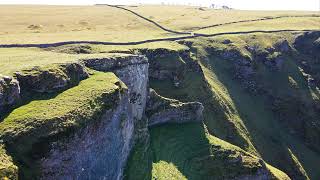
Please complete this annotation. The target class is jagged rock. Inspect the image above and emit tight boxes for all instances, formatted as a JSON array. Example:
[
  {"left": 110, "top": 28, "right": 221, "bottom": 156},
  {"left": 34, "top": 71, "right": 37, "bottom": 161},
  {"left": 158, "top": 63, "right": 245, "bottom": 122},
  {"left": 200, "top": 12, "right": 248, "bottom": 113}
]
[
  {"left": 40, "top": 87, "right": 133, "bottom": 180},
  {"left": 83, "top": 54, "right": 149, "bottom": 120},
  {"left": 135, "top": 48, "right": 187, "bottom": 85},
  {"left": 294, "top": 31, "right": 320, "bottom": 57},
  {"left": 222, "top": 39, "right": 232, "bottom": 44},
  {"left": 146, "top": 89, "right": 204, "bottom": 127},
  {"left": 274, "top": 40, "right": 291, "bottom": 53},
  {"left": 82, "top": 54, "right": 148, "bottom": 72},
  {"left": 15, "top": 62, "right": 89, "bottom": 93},
  {"left": 264, "top": 53, "right": 285, "bottom": 71},
  {"left": 0, "top": 75, "right": 20, "bottom": 113},
  {"left": 37, "top": 55, "right": 150, "bottom": 180}
]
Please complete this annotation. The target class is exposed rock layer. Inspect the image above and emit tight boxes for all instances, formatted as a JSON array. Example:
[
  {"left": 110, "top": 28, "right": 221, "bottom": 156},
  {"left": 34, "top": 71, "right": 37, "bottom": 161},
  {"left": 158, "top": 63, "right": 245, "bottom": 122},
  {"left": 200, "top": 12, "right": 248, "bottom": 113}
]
[
  {"left": 146, "top": 89, "right": 204, "bottom": 127},
  {"left": 15, "top": 62, "right": 89, "bottom": 93}
]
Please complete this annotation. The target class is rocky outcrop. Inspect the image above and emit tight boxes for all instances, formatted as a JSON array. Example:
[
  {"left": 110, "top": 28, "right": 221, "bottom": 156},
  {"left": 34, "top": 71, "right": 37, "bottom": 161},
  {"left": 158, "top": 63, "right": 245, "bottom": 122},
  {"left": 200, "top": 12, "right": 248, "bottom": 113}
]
[
  {"left": 264, "top": 53, "right": 286, "bottom": 71},
  {"left": 0, "top": 75, "right": 20, "bottom": 115},
  {"left": 294, "top": 31, "right": 320, "bottom": 57},
  {"left": 82, "top": 54, "right": 149, "bottom": 120},
  {"left": 137, "top": 48, "right": 187, "bottom": 87},
  {"left": 274, "top": 40, "right": 291, "bottom": 53},
  {"left": 40, "top": 88, "right": 133, "bottom": 180},
  {"left": 15, "top": 62, "right": 89, "bottom": 93},
  {"left": 294, "top": 31, "right": 320, "bottom": 87},
  {"left": 146, "top": 89, "right": 204, "bottom": 127},
  {"left": 36, "top": 55, "right": 149, "bottom": 180}
]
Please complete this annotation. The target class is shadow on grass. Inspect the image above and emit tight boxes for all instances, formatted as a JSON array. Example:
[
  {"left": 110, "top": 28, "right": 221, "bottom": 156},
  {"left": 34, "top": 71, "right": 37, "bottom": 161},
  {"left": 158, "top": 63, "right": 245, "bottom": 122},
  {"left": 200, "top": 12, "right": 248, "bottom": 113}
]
[
  {"left": 0, "top": 92, "right": 60, "bottom": 121},
  {"left": 205, "top": 52, "right": 320, "bottom": 179}
]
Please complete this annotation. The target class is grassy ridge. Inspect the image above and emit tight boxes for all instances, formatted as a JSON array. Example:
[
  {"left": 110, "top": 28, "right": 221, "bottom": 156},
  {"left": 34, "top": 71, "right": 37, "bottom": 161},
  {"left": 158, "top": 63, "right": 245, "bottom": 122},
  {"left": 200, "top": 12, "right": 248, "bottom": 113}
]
[
  {"left": 0, "top": 5, "right": 318, "bottom": 44},
  {"left": 128, "top": 32, "right": 320, "bottom": 179},
  {"left": 0, "top": 48, "right": 130, "bottom": 75},
  {"left": 0, "top": 72, "right": 123, "bottom": 178}
]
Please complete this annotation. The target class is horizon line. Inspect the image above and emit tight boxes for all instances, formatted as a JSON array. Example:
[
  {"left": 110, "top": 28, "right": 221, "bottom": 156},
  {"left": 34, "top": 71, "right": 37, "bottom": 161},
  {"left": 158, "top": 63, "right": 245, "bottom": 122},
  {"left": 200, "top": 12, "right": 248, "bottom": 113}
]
[{"left": 0, "top": 3, "right": 319, "bottom": 11}]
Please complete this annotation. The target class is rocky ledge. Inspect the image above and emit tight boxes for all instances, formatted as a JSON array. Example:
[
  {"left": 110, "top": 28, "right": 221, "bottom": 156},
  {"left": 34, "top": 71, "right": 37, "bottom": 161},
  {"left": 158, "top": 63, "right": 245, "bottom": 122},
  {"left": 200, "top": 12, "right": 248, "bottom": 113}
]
[{"left": 146, "top": 89, "right": 204, "bottom": 127}]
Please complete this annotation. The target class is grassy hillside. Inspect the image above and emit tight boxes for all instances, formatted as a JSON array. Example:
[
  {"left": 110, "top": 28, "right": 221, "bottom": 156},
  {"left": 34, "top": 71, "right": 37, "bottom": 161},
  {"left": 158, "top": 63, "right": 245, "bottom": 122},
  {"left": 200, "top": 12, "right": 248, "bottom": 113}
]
[
  {"left": 0, "top": 4, "right": 319, "bottom": 180},
  {"left": 0, "top": 5, "right": 318, "bottom": 44},
  {"left": 127, "top": 5, "right": 319, "bottom": 31},
  {"left": 125, "top": 123, "right": 290, "bottom": 180},
  {"left": 0, "top": 72, "right": 123, "bottom": 178},
  {"left": 139, "top": 32, "right": 320, "bottom": 179},
  {"left": 0, "top": 5, "right": 182, "bottom": 44}
]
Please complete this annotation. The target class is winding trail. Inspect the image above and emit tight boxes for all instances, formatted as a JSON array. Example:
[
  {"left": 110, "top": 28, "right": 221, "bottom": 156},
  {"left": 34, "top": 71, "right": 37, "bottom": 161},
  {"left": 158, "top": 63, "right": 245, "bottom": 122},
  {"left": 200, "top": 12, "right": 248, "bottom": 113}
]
[{"left": 0, "top": 29, "right": 316, "bottom": 48}]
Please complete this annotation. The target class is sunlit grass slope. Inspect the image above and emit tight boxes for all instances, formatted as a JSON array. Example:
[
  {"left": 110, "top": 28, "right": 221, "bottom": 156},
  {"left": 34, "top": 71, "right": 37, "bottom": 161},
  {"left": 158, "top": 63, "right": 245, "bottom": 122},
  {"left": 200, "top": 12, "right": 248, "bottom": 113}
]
[
  {"left": 138, "top": 32, "right": 320, "bottom": 179},
  {"left": 0, "top": 5, "right": 319, "bottom": 44},
  {"left": 125, "top": 123, "right": 289, "bottom": 180},
  {"left": 127, "top": 5, "right": 319, "bottom": 31},
  {"left": 0, "top": 5, "right": 181, "bottom": 44}
]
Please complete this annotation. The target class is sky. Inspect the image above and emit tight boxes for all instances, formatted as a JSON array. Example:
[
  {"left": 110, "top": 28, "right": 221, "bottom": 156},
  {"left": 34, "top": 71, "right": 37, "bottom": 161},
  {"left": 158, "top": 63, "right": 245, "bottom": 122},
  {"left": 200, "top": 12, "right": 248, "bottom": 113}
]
[{"left": 0, "top": 0, "right": 319, "bottom": 11}]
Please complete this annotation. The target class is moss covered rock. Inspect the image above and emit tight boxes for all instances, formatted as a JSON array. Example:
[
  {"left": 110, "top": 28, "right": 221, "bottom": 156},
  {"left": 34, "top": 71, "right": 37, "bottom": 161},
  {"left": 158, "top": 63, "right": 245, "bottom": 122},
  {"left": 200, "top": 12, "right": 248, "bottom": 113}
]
[
  {"left": 14, "top": 62, "right": 89, "bottom": 93},
  {"left": 0, "top": 72, "right": 124, "bottom": 178},
  {"left": 146, "top": 89, "right": 204, "bottom": 127}
]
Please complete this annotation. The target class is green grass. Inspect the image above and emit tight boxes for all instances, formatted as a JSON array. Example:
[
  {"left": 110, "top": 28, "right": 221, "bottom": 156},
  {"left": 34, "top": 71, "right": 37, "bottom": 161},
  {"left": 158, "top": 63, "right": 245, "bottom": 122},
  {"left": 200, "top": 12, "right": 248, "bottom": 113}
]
[
  {"left": 0, "top": 145, "right": 18, "bottom": 180},
  {"left": 125, "top": 123, "right": 289, "bottom": 180},
  {"left": 152, "top": 161, "right": 187, "bottom": 180},
  {"left": 0, "top": 71, "right": 121, "bottom": 142},
  {"left": 196, "top": 17, "right": 320, "bottom": 34},
  {"left": 0, "top": 5, "right": 318, "bottom": 44},
  {"left": 189, "top": 34, "right": 320, "bottom": 179},
  {"left": 0, "top": 71, "right": 123, "bottom": 178},
  {"left": 140, "top": 32, "right": 320, "bottom": 179},
  {"left": 0, "top": 48, "right": 130, "bottom": 75},
  {"left": 128, "top": 5, "right": 319, "bottom": 31},
  {"left": 0, "top": 5, "right": 180, "bottom": 44}
]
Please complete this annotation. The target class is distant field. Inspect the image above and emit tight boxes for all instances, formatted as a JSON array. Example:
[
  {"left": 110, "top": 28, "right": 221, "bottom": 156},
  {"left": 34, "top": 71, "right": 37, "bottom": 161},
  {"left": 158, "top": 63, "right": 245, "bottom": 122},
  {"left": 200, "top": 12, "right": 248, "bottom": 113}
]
[
  {"left": 128, "top": 5, "right": 320, "bottom": 31},
  {"left": 0, "top": 5, "right": 319, "bottom": 44},
  {"left": 0, "top": 5, "right": 181, "bottom": 44}
]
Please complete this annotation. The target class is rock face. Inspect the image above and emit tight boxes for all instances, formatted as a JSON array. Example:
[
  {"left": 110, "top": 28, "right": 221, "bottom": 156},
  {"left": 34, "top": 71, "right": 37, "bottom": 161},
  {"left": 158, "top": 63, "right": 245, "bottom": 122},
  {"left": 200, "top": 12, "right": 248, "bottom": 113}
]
[
  {"left": 0, "top": 75, "right": 20, "bottom": 114},
  {"left": 138, "top": 48, "right": 187, "bottom": 84},
  {"left": 146, "top": 89, "right": 204, "bottom": 127},
  {"left": 83, "top": 54, "right": 149, "bottom": 120},
  {"left": 294, "top": 31, "right": 320, "bottom": 57},
  {"left": 39, "top": 55, "right": 149, "bottom": 180},
  {"left": 15, "top": 62, "right": 89, "bottom": 93},
  {"left": 40, "top": 89, "right": 133, "bottom": 180}
]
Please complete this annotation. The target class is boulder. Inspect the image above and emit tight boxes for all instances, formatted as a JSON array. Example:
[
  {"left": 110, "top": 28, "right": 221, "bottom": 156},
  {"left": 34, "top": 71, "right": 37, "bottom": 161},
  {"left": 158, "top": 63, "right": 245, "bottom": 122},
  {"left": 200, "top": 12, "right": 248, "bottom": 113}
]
[{"left": 0, "top": 75, "right": 20, "bottom": 113}]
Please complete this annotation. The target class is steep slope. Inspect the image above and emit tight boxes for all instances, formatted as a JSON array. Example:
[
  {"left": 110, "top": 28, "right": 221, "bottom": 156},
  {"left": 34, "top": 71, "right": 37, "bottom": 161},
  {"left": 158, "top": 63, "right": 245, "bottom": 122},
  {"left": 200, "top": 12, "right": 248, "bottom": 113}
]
[{"left": 125, "top": 31, "right": 319, "bottom": 180}]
